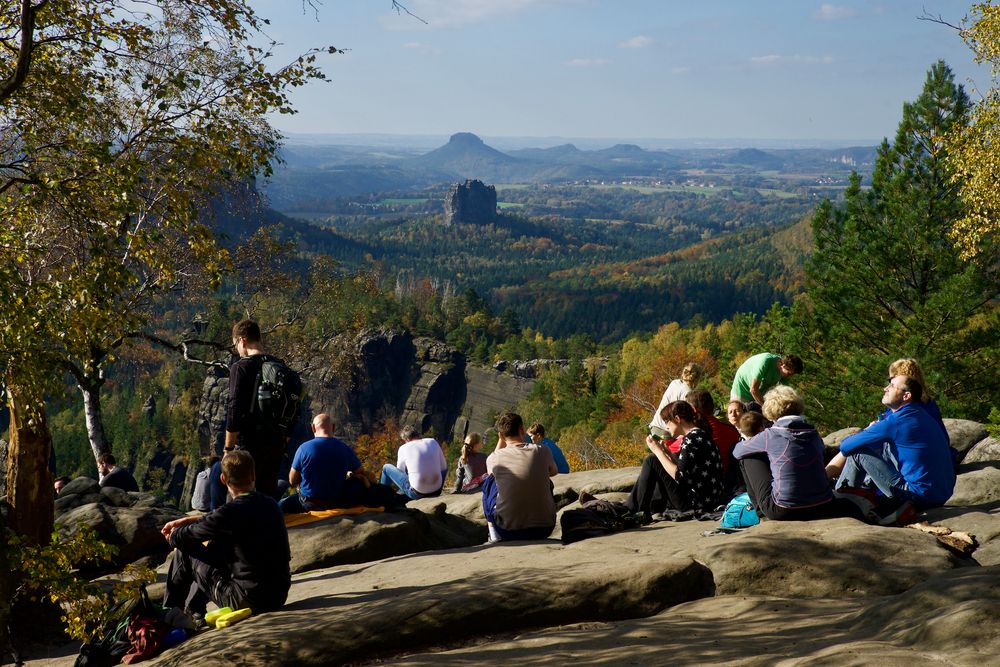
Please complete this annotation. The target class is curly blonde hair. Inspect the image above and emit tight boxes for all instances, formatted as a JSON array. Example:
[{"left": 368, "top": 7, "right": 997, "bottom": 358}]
[
  {"left": 762, "top": 385, "right": 804, "bottom": 422},
  {"left": 888, "top": 358, "right": 931, "bottom": 401}
]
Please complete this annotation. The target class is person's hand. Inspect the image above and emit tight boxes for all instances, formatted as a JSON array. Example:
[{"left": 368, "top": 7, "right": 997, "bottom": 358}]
[
  {"left": 161, "top": 516, "right": 197, "bottom": 541},
  {"left": 645, "top": 435, "right": 661, "bottom": 453}
]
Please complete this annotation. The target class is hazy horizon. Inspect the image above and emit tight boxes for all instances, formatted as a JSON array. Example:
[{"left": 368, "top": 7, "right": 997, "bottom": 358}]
[{"left": 253, "top": 1, "right": 984, "bottom": 143}]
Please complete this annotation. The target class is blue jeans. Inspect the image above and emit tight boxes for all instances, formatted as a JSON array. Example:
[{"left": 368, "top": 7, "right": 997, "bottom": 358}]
[
  {"left": 380, "top": 464, "right": 443, "bottom": 500},
  {"left": 837, "top": 442, "right": 911, "bottom": 501}
]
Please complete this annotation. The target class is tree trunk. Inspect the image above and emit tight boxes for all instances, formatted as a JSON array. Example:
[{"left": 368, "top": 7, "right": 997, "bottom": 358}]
[
  {"left": 79, "top": 380, "right": 110, "bottom": 462},
  {"left": 5, "top": 379, "right": 54, "bottom": 546}
]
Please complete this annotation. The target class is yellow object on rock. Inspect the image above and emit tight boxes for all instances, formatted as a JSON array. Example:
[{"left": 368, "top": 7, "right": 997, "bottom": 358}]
[
  {"left": 204, "top": 607, "right": 233, "bottom": 627},
  {"left": 215, "top": 607, "right": 252, "bottom": 628}
]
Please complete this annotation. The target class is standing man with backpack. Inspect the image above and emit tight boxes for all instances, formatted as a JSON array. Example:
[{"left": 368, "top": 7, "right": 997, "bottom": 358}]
[{"left": 225, "top": 319, "right": 301, "bottom": 500}]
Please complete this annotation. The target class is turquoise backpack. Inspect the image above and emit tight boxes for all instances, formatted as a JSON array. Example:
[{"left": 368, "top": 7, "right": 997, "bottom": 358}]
[{"left": 720, "top": 492, "right": 761, "bottom": 529}]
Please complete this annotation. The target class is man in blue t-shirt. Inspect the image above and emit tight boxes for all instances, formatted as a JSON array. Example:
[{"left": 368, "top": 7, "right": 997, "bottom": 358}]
[
  {"left": 834, "top": 375, "right": 954, "bottom": 518},
  {"left": 279, "top": 413, "right": 375, "bottom": 514}
]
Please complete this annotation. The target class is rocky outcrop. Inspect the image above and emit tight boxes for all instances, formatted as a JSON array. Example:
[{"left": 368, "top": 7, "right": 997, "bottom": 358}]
[
  {"left": 54, "top": 477, "right": 184, "bottom": 566},
  {"left": 443, "top": 179, "right": 497, "bottom": 225},
  {"left": 147, "top": 513, "right": 975, "bottom": 666},
  {"left": 195, "top": 331, "right": 538, "bottom": 460}
]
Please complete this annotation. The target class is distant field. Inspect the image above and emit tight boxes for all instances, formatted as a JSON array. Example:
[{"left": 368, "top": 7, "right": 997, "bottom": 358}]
[
  {"left": 497, "top": 202, "right": 524, "bottom": 209},
  {"left": 378, "top": 197, "right": 430, "bottom": 205}
]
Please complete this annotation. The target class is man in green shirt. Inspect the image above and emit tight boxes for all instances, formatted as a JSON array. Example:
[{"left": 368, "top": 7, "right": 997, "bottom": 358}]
[{"left": 730, "top": 353, "right": 803, "bottom": 405}]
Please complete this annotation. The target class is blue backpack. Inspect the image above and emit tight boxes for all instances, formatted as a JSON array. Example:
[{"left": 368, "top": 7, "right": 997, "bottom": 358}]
[{"left": 720, "top": 492, "right": 760, "bottom": 529}]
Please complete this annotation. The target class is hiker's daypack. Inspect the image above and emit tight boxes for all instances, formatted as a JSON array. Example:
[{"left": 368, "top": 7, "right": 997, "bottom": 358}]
[
  {"left": 560, "top": 498, "right": 642, "bottom": 544},
  {"left": 252, "top": 354, "right": 302, "bottom": 435},
  {"left": 74, "top": 584, "right": 162, "bottom": 667},
  {"left": 720, "top": 491, "right": 760, "bottom": 529},
  {"left": 191, "top": 467, "right": 211, "bottom": 511}
]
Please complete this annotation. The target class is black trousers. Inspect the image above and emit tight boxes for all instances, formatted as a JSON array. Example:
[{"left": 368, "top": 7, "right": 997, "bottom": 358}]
[
  {"left": 739, "top": 454, "right": 864, "bottom": 521},
  {"left": 164, "top": 539, "right": 248, "bottom": 615},
  {"left": 626, "top": 453, "right": 689, "bottom": 513}
]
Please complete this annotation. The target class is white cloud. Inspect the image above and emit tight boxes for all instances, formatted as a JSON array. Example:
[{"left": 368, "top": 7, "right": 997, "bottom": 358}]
[
  {"left": 381, "top": 0, "right": 587, "bottom": 30},
  {"left": 751, "top": 54, "right": 834, "bottom": 65},
  {"left": 619, "top": 35, "right": 654, "bottom": 49},
  {"left": 814, "top": 4, "right": 857, "bottom": 21},
  {"left": 401, "top": 41, "right": 442, "bottom": 55},
  {"left": 566, "top": 57, "right": 610, "bottom": 67}
]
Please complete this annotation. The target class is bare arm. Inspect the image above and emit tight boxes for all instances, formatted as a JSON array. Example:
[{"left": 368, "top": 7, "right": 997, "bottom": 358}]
[
  {"left": 224, "top": 430, "right": 238, "bottom": 450},
  {"left": 749, "top": 379, "right": 765, "bottom": 405},
  {"left": 288, "top": 467, "right": 301, "bottom": 487}
]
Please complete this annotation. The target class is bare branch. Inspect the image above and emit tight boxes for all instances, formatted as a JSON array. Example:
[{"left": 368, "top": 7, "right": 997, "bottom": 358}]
[
  {"left": 391, "top": 0, "right": 428, "bottom": 25},
  {"left": 916, "top": 9, "right": 962, "bottom": 31}
]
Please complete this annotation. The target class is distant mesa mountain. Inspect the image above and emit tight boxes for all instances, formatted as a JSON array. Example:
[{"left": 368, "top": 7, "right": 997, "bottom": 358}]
[{"left": 411, "top": 132, "right": 522, "bottom": 179}]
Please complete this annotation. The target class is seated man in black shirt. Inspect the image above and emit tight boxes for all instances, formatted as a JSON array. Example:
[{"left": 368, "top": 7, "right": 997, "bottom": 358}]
[
  {"left": 161, "top": 450, "right": 291, "bottom": 618},
  {"left": 97, "top": 453, "right": 139, "bottom": 492}
]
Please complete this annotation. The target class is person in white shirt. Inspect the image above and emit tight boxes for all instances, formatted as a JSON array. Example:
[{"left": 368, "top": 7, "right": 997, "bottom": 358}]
[
  {"left": 649, "top": 362, "right": 703, "bottom": 439},
  {"left": 380, "top": 425, "right": 448, "bottom": 499}
]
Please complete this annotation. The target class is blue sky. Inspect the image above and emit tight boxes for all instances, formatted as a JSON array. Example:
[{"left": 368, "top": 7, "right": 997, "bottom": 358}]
[{"left": 252, "top": 1, "right": 986, "bottom": 146}]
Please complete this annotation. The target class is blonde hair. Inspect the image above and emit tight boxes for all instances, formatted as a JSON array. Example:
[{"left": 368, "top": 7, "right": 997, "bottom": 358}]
[
  {"left": 461, "top": 432, "right": 483, "bottom": 464},
  {"left": 762, "top": 385, "right": 804, "bottom": 422},
  {"left": 680, "top": 362, "right": 704, "bottom": 386},
  {"left": 888, "top": 358, "right": 931, "bottom": 401}
]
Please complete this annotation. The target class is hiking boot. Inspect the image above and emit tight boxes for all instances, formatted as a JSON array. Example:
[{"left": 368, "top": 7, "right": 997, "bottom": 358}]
[
  {"left": 871, "top": 497, "right": 920, "bottom": 527},
  {"left": 630, "top": 511, "right": 652, "bottom": 526},
  {"left": 834, "top": 485, "right": 879, "bottom": 520}
]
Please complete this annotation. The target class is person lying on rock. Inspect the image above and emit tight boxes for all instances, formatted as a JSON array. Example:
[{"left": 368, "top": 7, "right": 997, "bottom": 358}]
[
  {"left": 280, "top": 413, "right": 380, "bottom": 513},
  {"left": 161, "top": 450, "right": 291, "bottom": 621},
  {"left": 733, "top": 386, "right": 863, "bottom": 522},
  {"left": 380, "top": 425, "right": 448, "bottom": 500},
  {"left": 482, "top": 411, "right": 558, "bottom": 542},
  {"left": 624, "top": 400, "right": 724, "bottom": 522},
  {"left": 826, "top": 375, "right": 954, "bottom": 523}
]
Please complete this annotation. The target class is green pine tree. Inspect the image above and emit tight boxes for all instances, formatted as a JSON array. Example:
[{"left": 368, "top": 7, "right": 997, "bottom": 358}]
[{"left": 801, "top": 60, "right": 999, "bottom": 425}]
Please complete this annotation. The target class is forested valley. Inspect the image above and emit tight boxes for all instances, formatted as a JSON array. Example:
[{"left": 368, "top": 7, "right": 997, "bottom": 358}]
[{"left": 38, "top": 61, "right": 1000, "bottom": 487}]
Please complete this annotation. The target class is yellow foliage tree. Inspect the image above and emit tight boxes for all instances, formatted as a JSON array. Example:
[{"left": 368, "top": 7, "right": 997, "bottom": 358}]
[{"left": 947, "top": 2, "right": 1000, "bottom": 257}]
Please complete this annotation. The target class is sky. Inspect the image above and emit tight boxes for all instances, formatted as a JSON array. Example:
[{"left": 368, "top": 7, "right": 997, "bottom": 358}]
[{"left": 250, "top": 1, "right": 988, "bottom": 147}]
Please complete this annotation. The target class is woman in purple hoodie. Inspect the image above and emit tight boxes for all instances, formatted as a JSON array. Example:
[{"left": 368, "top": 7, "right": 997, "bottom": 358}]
[{"left": 733, "top": 386, "right": 862, "bottom": 521}]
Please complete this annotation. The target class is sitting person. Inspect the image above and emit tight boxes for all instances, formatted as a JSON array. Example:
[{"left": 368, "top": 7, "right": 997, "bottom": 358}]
[
  {"left": 526, "top": 423, "right": 570, "bottom": 474},
  {"left": 483, "top": 412, "right": 557, "bottom": 542},
  {"left": 738, "top": 411, "right": 766, "bottom": 440},
  {"left": 649, "top": 362, "right": 704, "bottom": 440},
  {"left": 686, "top": 390, "right": 741, "bottom": 493},
  {"left": 625, "top": 401, "right": 725, "bottom": 520},
  {"left": 733, "top": 386, "right": 862, "bottom": 522},
  {"left": 726, "top": 399, "right": 747, "bottom": 434},
  {"left": 279, "top": 414, "right": 378, "bottom": 514},
  {"left": 453, "top": 432, "right": 488, "bottom": 493},
  {"left": 97, "top": 453, "right": 139, "bottom": 492},
  {"left": 380, "top": 426, "right": 448, "bottom": 500},
  {"left": 53, "top": 476, "right": 70, "bottom": 496},
  {"left": 829, "top": 375, "right": 954, "bottom": 518},
  {"left": 161, "top": 450, "right": 290, "bottom": 619}
]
